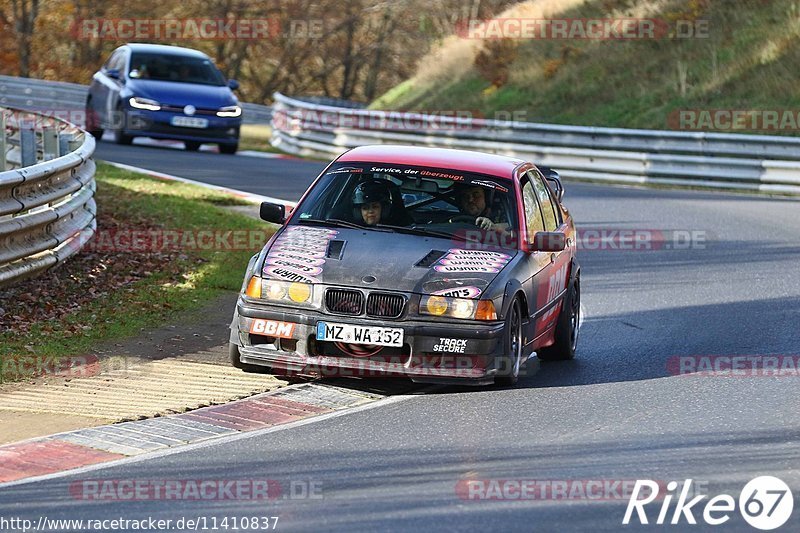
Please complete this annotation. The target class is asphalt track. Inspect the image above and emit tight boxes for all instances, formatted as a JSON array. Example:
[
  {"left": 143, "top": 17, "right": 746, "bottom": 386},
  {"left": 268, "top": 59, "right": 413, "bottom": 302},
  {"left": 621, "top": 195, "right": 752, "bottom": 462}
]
[{"left": 1, "top": 139, "right": 799, "bottom": 531}]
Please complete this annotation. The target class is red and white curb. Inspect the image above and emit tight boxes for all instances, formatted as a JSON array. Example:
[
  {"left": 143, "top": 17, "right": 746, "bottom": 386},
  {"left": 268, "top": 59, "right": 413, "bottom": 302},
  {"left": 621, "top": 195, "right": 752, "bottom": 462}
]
[{"left": 0, "top": 383, "right": 383, "bottom": 486}]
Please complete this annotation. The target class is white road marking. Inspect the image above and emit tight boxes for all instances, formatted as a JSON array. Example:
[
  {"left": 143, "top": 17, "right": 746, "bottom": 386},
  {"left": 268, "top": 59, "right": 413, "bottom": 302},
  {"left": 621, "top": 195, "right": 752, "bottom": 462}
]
[{"left": 103, "top": 161, "right": 297, "bottom": 208}]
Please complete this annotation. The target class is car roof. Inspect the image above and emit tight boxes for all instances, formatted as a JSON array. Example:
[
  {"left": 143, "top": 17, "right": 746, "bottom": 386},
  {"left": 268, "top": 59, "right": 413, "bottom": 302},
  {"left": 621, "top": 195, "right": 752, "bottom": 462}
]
[
  {"left": 337, "top": 145, "right": 525, "bottom": 179},
  {"left": 124, "top": 43, "right": 209, "bottom": 59}
]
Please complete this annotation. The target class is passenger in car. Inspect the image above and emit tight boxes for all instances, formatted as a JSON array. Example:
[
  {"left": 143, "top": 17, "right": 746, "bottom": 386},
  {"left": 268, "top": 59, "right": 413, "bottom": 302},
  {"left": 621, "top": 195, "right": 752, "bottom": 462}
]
[{"left": 453, "top": 184, "right": 509, "bottom": 232}]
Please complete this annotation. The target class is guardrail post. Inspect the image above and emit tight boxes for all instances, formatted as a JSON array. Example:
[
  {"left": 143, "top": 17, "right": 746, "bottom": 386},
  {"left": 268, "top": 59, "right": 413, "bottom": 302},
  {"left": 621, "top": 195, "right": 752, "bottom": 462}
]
[
  {"left": 20, "top": 126, "right": 36, "bottom": 167},
  {"left": 43, "top": 127, "right": 59, "bottom": 160},
  {"left": 0, "top": 112, "right": 6, "bottom": 171},
  {"left": 68, "top": 133, "right": 82, "bottom": 153},
  {"left": 58, "top": 131, "right": 71, "bottom": 157}
]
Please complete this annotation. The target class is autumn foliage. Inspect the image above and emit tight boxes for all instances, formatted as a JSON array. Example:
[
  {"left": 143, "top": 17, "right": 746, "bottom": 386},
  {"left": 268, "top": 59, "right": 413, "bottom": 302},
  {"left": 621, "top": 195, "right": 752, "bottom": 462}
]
[{"left": 0, "top": 0, "right": 517, "bottom": 104}]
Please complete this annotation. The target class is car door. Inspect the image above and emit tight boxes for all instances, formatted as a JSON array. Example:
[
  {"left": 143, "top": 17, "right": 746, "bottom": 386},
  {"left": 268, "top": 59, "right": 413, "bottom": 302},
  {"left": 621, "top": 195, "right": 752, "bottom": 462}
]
[
  {"left": 528, "top": 169, "right": 570, "bottom": 338},
  {"left": 100, "top": 49, "right": 127, "bottom": 127},
  {"left": 90, "top": 51, "right": 116, "bottom": 125},
  {"left": 517, "top": 171, "right": 555, "bottom": 345}
]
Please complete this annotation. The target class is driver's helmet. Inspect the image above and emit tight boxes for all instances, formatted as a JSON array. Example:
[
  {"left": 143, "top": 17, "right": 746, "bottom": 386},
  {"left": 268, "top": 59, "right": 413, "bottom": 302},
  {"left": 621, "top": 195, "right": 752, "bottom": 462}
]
[{"left": 352, "top": 180, "right": 391, "bottom": 207}]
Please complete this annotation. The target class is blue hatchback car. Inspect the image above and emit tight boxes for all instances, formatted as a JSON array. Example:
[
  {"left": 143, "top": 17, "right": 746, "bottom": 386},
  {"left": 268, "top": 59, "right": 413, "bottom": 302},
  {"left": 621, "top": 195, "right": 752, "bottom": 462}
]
[{"left": 86, "top": 43, "right": 242, "bottom": 154}]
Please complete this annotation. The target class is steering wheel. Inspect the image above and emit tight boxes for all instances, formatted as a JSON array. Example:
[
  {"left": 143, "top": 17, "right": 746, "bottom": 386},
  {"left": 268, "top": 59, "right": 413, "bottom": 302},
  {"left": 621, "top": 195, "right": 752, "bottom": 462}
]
[{"left": 449, "top": 215, "right": 478, "bottom": 225}]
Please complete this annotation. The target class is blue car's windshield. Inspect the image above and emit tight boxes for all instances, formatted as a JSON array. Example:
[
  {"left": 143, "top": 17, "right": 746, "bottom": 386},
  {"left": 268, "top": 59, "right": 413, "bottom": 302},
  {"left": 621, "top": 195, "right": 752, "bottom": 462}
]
[{"left": 128, "top": 53, "right": 226, "bottom": 86}]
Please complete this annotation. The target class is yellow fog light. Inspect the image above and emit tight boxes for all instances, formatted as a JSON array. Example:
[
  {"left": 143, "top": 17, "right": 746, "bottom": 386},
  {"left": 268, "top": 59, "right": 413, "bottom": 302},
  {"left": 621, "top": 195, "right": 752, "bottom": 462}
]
[
  {"left": 451, "top": 298, "right": 475, "bottom": 319},
  {"left": 245, "top": 276, "right": 262, "bottom": 298},
  {"left": 288, "top": 282, "right": 311, "bottom": 302},
  {"left": 426, "top": 296, "right": 448, "bottom": 316},
  {"left": 265, "top": 280, "right": 287, "bottom": 300}
]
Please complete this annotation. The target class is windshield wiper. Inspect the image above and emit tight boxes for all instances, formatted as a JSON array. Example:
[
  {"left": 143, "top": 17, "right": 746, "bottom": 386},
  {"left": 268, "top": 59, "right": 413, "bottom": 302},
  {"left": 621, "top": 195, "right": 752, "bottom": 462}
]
[
  {"left": 297, "top": 218, "right": 365, "bottom": 230},
  {"left": 373, "top": 224, "right": 468, "bottom": 242},
  {"left": 297, "top": 218, "right": 392, "bottom": 232}
]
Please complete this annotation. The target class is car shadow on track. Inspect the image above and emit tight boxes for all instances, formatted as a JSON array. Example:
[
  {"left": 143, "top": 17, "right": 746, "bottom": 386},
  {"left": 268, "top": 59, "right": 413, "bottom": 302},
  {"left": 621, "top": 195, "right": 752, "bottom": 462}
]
[{"left": 310, "top": 294, "right": 800, "bottom": 396}]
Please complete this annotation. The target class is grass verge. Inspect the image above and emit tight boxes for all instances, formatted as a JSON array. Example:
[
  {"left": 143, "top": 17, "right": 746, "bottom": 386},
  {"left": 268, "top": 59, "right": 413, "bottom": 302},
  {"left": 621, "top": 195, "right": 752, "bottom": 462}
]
[
  {"left": 0, "top": 162, "right": 275, "bottom": 382},
  {"left": 239, "top": 123, "right": 285, "bottom": 153},
  {"left": 371, "top": 0, "right": 800, "bottom": 136}
]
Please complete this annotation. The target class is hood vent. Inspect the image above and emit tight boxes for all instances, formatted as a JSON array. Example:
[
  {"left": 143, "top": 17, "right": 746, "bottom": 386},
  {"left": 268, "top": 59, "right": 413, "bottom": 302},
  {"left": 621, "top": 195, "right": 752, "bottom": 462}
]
[
  {"left": 415, "top": 250, "right": 447, "bottom": 268},
  {"left": 326, "top": 240, "right": 346, "bottom": 260}
]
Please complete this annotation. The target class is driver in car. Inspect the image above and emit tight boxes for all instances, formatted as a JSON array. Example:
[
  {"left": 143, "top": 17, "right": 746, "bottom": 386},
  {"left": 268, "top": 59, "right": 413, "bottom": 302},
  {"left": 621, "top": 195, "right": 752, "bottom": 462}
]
[
  {"left": 454, "top": 184, "right": 509, "bottom": 232},
  {"left": 352, "top": 181, "right": 390, "bottom": 226}
]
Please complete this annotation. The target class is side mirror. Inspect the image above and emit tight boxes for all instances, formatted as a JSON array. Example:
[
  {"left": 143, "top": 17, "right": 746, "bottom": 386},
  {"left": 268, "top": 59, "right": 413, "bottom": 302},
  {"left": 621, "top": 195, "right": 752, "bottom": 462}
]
[
  {"left": 228, "top": 79, "right": 240, "bottom": 90},
  {"left": 106, "top": 68, "right": 121, "bottom": 80},
  {"left": 539, "top": 166, "right": 564, "bottom": 202},
  {"left": 532, "top": 232, "right": 566, "bottom": 252},
  {"left": 260, "top": 202, "right": 285, "bottom": 224}
]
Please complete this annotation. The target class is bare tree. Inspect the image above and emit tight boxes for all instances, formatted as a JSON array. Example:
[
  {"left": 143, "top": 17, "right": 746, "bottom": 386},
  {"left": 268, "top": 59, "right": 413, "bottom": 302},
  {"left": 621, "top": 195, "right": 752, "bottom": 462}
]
[{"left": 10, "top": 0, "right": 40, "bottom": 76}]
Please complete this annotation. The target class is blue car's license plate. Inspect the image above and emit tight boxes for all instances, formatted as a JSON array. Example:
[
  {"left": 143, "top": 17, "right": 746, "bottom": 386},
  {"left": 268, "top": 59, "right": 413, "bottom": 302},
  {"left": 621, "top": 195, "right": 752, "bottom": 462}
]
[{"left": 171, "top": 116, "right": 208, "bottom": 128}]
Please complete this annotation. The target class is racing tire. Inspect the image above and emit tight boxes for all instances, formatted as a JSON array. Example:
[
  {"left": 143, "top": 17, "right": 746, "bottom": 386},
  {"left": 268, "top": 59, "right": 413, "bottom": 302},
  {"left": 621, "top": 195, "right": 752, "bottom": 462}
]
[
  {"left": 219, "top": 142, "right": 238, "bottom": 155},
  {"left": 85, "top": 98, "right": 104, "bottom": 139},
  {"left": 538, "top": 276, "right": 580, "bottom": 361},
  {"left": 229, "top": 343, "right": 268, "bottom": 373},
  {"left": 184, "top": 141, "right": 201, "bottom": 151},
  {"left": 496, "top": 298, "right": 524, "bottom": 386},
  {"left": 113, "top": 106, "right": 133, "bottom": 145}
]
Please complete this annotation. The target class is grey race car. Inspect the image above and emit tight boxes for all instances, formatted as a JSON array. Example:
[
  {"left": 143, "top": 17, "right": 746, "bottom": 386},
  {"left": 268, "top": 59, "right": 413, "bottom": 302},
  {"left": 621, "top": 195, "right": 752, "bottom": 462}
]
[{"left": 230, "top": 145, "right": 580, "bottom": 385}]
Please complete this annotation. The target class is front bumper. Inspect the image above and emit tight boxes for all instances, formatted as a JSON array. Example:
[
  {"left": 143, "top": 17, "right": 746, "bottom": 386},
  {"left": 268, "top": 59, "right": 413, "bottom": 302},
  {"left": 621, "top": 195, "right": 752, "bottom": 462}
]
[
  {"left": 232, "top": 298, "right": 506, "bottom": 385},
  {"left": 123, "top": 109, "right": 241, "bottom": 143}
]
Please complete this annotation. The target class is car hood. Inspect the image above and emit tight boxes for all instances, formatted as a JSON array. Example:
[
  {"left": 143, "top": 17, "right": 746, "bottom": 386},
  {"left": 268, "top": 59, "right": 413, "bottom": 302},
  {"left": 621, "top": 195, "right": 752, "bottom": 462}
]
[
  {"left": 126, "top": 79, "right": 236, "bottom": 108},
  {"left": 261, "top": 226, "right": 517, "bottom": 298}
]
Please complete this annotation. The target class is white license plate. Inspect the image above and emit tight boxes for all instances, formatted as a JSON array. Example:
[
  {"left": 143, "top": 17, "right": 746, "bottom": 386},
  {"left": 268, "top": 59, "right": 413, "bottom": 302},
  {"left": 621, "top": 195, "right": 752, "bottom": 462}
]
[
  {"left": 171, "top": 116, "right": 208, "bottom": 128},
  {"left": 316, "top": 322, "right": 404, "bottom": 347}
]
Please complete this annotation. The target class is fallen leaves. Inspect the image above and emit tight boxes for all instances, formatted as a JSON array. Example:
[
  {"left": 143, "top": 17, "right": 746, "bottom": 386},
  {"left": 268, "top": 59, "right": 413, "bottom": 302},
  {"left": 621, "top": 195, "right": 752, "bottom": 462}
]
[{"left": 0, "top": 207, "right": 185, "bottom": 338}]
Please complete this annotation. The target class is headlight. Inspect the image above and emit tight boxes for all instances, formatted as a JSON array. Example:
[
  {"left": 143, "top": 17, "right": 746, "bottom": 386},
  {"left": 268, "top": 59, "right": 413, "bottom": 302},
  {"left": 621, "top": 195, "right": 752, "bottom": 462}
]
[
  {"left": 129, "top": 97, "right": 161, "bottom": 111},
  {"left": 217, "top": 105, "right": 242, "bottom": 117},
  {"left": 250, "top": 278, "right": 312, "bottom": 304},
  {"left": 420, "top": 296, "right": 496, "bottom": 320}
]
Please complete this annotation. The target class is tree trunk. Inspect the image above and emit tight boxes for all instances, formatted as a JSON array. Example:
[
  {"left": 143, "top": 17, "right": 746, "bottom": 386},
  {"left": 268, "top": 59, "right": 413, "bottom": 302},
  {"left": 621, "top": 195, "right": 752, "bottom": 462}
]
[{"left": 11, "top": 0, "right": 39, "bottom": 77}]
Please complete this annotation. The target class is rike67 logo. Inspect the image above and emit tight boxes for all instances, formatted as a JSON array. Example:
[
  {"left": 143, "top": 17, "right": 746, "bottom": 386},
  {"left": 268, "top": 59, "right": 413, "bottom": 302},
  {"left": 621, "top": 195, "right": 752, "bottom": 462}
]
[{"left": 623, "top": 477, "right": 794, "bottom": 530}]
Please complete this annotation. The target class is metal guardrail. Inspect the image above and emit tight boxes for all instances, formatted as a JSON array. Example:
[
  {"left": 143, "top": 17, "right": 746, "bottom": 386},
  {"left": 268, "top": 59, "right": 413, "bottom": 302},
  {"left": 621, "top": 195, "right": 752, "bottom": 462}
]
[
  {"left": 0, "top": 107, "right": 97, "bottom": 287},
  {"left": 270, "top": 92, "right": 800, "bottom": 195},
  {"left": 0, "top": 75, "right": 273, "bottom": 125}
]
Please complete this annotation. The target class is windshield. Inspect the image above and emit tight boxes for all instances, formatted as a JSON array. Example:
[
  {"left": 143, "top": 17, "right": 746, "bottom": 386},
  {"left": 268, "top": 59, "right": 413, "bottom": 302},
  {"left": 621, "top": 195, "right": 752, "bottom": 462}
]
[
  {"left": 291, "top": 162, "right": 519, "bottom": 249},
  {"left": 128, "top": 53, "right": 226, "bottom": 86}
]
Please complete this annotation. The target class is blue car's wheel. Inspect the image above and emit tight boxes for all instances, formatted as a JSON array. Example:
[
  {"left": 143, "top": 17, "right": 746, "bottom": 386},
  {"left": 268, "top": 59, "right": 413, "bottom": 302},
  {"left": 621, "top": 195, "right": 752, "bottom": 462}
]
[{"left": 113, "top": 105, "right": 133, "bottom": 145}]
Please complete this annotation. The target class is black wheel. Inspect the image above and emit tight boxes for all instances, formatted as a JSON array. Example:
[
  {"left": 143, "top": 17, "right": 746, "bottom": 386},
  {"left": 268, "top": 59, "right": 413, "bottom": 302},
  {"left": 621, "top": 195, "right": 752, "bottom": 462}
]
[
  {"left": 538, "top": 276, "right": 580, "bottom": 361},
  {"left": 496, "top": 298, "right": 524, "bottom": 386},
  {"left": 184, "top": 141, "right": 201, "bottom": 151},
  {"left": 219, "top": 142, "right": 238, "bottom": 155},
  {"left": 113, "top": 106, "right": 133, "bottom": 145},
  {"left": 229, "top": 343, "right": 268, "bottom": 373},
  {"left": 85, "top": 99, "right": 104, "bottom": 139}
]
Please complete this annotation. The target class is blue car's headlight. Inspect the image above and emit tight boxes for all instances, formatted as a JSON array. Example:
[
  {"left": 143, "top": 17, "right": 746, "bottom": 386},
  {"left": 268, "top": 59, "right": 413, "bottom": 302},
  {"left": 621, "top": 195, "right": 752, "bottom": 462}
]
[
  {"left": 129, "top": 97, "right": 161, "bottom": 111},
  {"left": 217, "top": 105, "right": 242, "bottom": 118}
]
